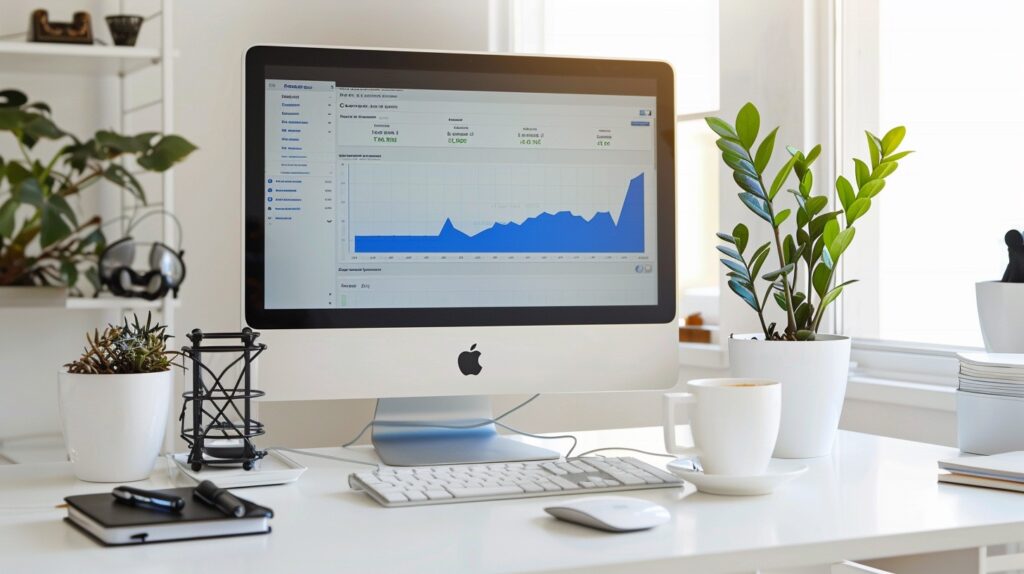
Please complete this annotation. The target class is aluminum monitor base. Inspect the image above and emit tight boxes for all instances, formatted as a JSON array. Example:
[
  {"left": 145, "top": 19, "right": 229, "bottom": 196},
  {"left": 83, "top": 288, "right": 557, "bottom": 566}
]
[{"left": 369, "top": 396, "right": 559, "bottom": 467}]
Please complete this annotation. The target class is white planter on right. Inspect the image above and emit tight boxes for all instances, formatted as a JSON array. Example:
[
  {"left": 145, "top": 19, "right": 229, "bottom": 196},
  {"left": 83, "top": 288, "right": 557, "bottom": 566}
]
[
  {"left": 976, "top": 281, "right": 1024, "bottom": 352},
  {"left": 729, "top": 334, "right": 852, "bottom": 459}
]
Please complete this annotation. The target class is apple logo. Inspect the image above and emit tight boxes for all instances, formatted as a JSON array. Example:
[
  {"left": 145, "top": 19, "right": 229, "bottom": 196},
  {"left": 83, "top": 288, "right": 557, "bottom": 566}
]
[{"left": 458, "top": 344, "right": 483, "bottom": 376}]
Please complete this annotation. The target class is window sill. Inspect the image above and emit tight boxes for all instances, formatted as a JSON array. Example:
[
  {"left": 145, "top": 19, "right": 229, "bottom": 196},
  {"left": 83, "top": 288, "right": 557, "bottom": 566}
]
[{"left": 846, "top": 376, "right": 956, "bottom": 413}]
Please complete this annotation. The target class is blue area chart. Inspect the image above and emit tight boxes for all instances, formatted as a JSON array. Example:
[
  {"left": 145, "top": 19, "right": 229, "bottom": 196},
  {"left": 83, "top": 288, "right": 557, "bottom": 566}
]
[{"left": 354, "top": 173, "right": 645, "bottom": 253}]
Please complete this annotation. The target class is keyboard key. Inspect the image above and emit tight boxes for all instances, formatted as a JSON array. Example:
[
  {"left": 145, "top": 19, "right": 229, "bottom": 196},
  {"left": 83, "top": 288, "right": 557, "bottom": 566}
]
[
  {"left": 541, "top": 463, "right": 567, "bottom": 475},
  {"left": 548, "top": 476, "right": 581, "bottom": 490},
  {"left": 424, "top": 490, "right": 453, "bottom": 500},
  {"left": 380, "top": 491, "right": 408, "bottom": 503},
  {"left": 518, "top": 482, "right": 544, "bottom": 493},
  {"left": 446, "top": 486, "right": 523, "bottom": 498},
  {"left": 404, "top": 491, "right": 428, "bottom": 502}
]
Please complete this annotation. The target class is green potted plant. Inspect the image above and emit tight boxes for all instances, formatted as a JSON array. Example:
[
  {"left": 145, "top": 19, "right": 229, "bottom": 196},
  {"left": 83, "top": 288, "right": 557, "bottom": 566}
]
[
  {"left": 708, "top": 102, "right": 910, "bottom": 458},
  {"left": 0, "top": 89, "right": 195, "bottom": 299},
  {"left": 59, "top": 313, "right": 178, "bottom": 482}
]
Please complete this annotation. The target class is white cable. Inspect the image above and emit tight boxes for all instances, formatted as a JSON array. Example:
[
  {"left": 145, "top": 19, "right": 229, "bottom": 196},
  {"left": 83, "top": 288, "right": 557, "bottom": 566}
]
[
  {"left": 270, "top": 447, "right": 380, "bottom": 468},
  {"left": 574, "top": 447, "right": 677, "bottom": 459}
]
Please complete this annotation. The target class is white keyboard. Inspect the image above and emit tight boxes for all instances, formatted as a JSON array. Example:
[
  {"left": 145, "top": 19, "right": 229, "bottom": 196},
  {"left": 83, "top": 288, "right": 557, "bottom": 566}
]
[{"left": 348, "top": 457, "right": 684, "bottom": 507}]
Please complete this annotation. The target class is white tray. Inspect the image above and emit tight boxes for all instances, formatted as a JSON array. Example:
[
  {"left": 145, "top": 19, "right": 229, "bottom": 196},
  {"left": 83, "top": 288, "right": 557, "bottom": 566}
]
[{"left": 169, "top": 448, "right": 306, "bottom": 488}]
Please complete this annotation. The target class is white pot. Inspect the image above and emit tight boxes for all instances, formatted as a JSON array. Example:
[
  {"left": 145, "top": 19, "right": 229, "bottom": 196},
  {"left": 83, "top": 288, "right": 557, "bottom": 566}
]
[
  {"left": 58, "top": 370, "right": 173, "bottom": 482},
  {"left": 976, "top": 281, "right": 1024, "bottom": 352},
  {"left": 728, "top": 334, "right": 851, "bottom": 458}
]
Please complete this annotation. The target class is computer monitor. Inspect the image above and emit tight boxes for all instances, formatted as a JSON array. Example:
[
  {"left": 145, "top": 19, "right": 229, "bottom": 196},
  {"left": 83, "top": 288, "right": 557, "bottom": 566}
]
[{"left": 243, "top": 45, "right": 677, "bottom": 465}]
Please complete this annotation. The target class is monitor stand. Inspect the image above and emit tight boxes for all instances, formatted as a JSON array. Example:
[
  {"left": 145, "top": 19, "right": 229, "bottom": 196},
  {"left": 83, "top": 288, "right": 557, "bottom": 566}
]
[{"left": 370, "top": 396, "right": 560, "bottom": 466}]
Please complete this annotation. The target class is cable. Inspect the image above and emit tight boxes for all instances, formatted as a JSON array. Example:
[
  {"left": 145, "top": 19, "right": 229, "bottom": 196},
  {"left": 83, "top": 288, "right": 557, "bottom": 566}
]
[
  {"left": 341, "top": 393, "right": 541, "bottom": 448},
  {"left": 574, "top": 447, "right": 677, "bottom": 459},
  {"left": 493, "top": 421, "right": 579, "bottom": 458},
  {"left": 271, "top": 447, "right": 380, "bottom": 468}
]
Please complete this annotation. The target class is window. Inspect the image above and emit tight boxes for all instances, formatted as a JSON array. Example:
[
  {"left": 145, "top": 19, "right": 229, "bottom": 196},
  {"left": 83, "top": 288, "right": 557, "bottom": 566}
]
[
  {"left": 840, "top": 0, "right": 1024, "bottom": 348},
  {"left": 503, "top": 0, "right": 722, "bottom": 305}
]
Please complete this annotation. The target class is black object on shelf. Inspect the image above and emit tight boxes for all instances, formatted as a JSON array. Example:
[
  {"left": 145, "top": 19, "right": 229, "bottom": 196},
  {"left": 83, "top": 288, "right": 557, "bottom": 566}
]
[
  {"left": 105, "top": 15, "right": 144, "bottom": 47},
  {"left": 179, "top": 328, "right": 267, "bottom": 472}
]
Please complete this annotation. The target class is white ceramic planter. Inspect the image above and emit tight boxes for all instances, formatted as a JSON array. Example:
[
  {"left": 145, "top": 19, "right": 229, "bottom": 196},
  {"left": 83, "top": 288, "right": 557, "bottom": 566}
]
[
  {"left": 729, "top": 334, "right": 851, "bottom": 458},
  {"left": 976, "top": 281, "right": 1024, "bottom": 352},
  {"left": 58, "top": 370, "right": 173, "bottom": 482}
]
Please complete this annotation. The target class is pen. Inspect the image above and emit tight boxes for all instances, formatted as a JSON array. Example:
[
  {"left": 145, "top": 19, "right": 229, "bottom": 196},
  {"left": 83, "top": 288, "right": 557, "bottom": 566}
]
[
  {"left": 112, "top": 486, "right": 186, "bottom": 512},
  {"left": 194, "top": 480, "right": 246, "bottom": 518}
]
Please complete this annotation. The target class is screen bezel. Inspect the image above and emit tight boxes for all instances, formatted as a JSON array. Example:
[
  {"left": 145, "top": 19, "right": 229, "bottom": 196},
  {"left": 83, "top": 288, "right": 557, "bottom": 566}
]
[{"left": 244, "top": 45, "right": 676, "bottom": 329}]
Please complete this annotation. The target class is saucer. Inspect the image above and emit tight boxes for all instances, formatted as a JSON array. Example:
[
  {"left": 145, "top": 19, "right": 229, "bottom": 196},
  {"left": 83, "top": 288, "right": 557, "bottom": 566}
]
[{"left": 666, "top": 458, "right": 808, "bottom": 496}]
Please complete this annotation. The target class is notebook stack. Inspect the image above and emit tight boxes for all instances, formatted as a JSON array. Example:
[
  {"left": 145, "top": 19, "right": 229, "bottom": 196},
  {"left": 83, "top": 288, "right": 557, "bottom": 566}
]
[
  {"left": 939, "top": 451, "right": 1024, "bottom": 493},
  {"left": 956, "top": 353, "right": 1024, "bottom": 455}
]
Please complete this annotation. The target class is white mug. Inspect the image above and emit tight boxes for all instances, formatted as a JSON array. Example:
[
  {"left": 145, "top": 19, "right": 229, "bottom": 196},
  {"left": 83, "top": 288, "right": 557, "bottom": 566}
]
[{"left": 663, "top": 378, "right": 781, "bottom": 476}]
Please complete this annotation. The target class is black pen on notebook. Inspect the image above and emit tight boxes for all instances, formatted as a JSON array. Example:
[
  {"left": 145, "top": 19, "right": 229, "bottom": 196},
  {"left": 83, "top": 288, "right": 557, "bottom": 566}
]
[
  {"left": 111, "top": 486, "right": 186, "bottom": 512},
  {"left": 194, "top": 480, "right": 246, "bottom": 518}
]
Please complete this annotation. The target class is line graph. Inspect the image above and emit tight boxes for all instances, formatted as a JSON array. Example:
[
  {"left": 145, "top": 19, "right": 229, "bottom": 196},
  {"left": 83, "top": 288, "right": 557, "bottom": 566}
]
[{"left": 355, "top": 173, "right": 644, "bottom": 253}]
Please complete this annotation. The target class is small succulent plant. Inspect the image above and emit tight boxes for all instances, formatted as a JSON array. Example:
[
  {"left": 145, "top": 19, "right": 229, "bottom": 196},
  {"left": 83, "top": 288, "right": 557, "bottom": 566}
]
[{"left": 65, "top": 312, "right": 176, "bottom": 374}]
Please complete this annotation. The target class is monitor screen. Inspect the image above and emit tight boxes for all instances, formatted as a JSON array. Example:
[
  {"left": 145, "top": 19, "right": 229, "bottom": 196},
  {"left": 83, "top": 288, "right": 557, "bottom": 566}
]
[{"left": 245, "top": 47, "right": 674, "bottom": 328}]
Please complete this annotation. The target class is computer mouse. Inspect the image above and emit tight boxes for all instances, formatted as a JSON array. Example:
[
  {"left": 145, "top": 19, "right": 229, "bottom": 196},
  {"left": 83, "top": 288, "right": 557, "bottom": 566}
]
[{"left": 544, "top": 496, "right": 670, "bottom": 532}]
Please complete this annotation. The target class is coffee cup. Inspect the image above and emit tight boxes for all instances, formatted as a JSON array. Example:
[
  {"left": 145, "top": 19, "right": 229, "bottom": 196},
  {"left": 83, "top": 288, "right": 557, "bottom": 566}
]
[{"left": 663, "top": 378, "right": 781, "bottom": 476}]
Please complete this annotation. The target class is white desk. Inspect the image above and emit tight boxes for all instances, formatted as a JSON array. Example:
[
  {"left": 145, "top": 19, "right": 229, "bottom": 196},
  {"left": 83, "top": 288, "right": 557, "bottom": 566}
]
[{"left": 1, "top": 428, "right": 1022, "bottom": 574}]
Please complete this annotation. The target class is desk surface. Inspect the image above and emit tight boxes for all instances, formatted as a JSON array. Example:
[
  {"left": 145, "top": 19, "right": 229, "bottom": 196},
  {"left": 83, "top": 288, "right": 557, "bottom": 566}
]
[{"left": 1, "top": 428, "right": 1022, "bottom": 574}]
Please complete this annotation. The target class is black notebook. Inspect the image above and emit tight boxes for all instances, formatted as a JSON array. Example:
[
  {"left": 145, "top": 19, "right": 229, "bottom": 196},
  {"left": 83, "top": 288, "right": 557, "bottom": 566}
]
[{"left": 64, "top": 487, "right": 273, "bottom": 546}]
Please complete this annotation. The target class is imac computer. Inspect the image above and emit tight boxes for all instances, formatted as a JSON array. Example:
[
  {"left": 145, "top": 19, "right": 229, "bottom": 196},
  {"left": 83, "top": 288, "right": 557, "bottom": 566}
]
[{"left": 243, "top": 45, "right": 677, "bottom": 466}]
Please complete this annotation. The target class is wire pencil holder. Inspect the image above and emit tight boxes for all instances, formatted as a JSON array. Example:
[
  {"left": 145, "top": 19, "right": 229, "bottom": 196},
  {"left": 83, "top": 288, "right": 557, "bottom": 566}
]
[{"left": 179, "top": 328, "right": 267, "bottom": 471}]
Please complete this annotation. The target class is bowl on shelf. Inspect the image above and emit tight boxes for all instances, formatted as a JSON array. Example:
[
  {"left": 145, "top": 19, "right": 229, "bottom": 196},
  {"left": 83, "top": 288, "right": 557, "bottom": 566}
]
[{"left": 105, "top": 15, "right": 144, "bottom": 47}]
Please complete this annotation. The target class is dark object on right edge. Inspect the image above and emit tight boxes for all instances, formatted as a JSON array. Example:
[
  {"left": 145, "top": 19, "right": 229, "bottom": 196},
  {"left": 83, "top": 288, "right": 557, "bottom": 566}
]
[
  {"left": 105, "top": 15, "right": 144, "bottom": 46},
  {"left": 1002, "top": 229, "right": 1024, "bottom": 283},
  {"left": 30, "top": 10, "right": 93, "bottom": 44}
]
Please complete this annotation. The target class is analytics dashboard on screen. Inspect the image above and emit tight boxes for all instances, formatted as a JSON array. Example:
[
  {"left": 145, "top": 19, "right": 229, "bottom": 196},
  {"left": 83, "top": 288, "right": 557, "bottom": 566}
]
[{"left": 263, "top": 78, "right": 659, "bottom": 310}]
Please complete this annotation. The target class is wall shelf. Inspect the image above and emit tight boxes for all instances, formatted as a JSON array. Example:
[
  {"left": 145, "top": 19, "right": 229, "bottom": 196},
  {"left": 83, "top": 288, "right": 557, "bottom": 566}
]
[{"left": 0, "top": 41, "right": 161, "bottom": 75}]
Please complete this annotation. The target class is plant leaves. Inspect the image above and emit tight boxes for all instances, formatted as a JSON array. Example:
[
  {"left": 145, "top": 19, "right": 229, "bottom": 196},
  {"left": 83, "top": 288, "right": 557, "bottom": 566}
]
[
  {"left": 762, "top": 263, "right": 795, "bottom": 281},
  {"left": 769, "top": 154, "right": 799, "bottom": 200},
  {"left": 716, "top": 231, "right": 735, "bottom": 244},
  {"left": 795, "top": 302, "right": 811, "bottom": 329},
  {"left": 804, "top": 144, "right": 821, "bottom": 166},
  {"left": 750, "top": 242, "right": 771, "bottom": 278},
  {"left": 720, "top": 258, "right": 749, "bottom": 279},
  {"left": 738, "top": 192, "right": 773, "bottom": 223},
  {"left": 774, "top": 208, "right": 791, "bottom": 228},
  {"left": 809, "top": 210, "right": 840, "bottom": 239},
  {"left": 846, "top": 198, "right": 871, "bottom": 225},
  {"left": 796, "top": 329, "right": 816, "bottom": 341},
  {"left": 717, "top": 137, "right": 750, "bottom": 160},
  {"left": 717, "top": 244, "right": 742, "bottom": 261},
  {"left": 822, "top": 244, "right": 834, "bottom": 269},
  {"left": 733, "top": 171, "right": 766, "bottom": 199},
  {"left": 857, "top": 179, "right": 884, "bottom": 200},
  {"left": 788, "top": 188, "right": 808, "bottom": 212},
  {"left": 136, "top": 135, "right": 198, "bottom": 172},
  {"left": 97, "top": 130, "right": 149, "bottom": 153},
  {"left": 881, "top": 126, "right": 906, "bottom": 156},
  {"left": 0, "top": 198, "right": 16, "bottom": 238},
  {"left": 836, "top": 175, "right": 855, "bottom": 210},
  {"left": 823, "top": 219, "right": 839, "bottom": 248},
  {"left": 866, "top": 131, "right": 881, "bottom": 169},
  {"left": 799, "top": 170, "right": 813, "bottom": 197},
  {"left": 854, "top": 159, "right": 870, "bottom": 188},
  {"left": 812, "top": 262, "right": 831, "bottom": 297},
  {"left": 754, "top": 127, "right": 778, "bottom": 174},
  {"left": 871, "top": 161, "right": 898, "bottom": 180},
  {"left": 830, "top": 227, "right": 856, "bottom": 259},
  {"left": 60, "top": 259, "right": 78, "bottom": 288},
  {"left": 13, "top": 177, "right": 43, "bottom": 207},
  {"left": 735, "top": 102, "right": 760, "bottom": 150},
  {"left": 48, "top": 193, "right": 77, "bottom": 227},
  {"left": 732, "top": 223, "right": 749, "bottom": 254},
  {"left": 103, "top": 164, "right": 146, "bottom": 202},
  {"left": 729, "top": 278, "right": 760, "bottom": 311},
  {"left": 806, "top": 195, "right": 828, "bottom": 217},
  {"left": 885, "top": 150, "right": 914, "bottom": 162},
  {"left": 0, "top": 90, "right": 28, "bottom": 108},
  {"left": 706, "top": 117, "right": 738, "bottom": 140},
  {"left": 40, "top": 201, "right": 72, "bottom": 247},
  {"left": 724, "top": 152, "right": 758, "bottom": 178},
  {"left": 818, "top": 285, "right": 846, "bottom": 313}
]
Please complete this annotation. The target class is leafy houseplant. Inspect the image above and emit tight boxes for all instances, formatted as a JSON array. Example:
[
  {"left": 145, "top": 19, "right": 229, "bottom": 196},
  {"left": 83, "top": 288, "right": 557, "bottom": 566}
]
[
  {"left": 0, "top": 89, "right": 196, "bottom": 293},
  {"left": 59, "top": 313, "right": 179, "bottom": 482},
  {"left": 707, "top": 102, "right": 911, "bottom": 458},
  {"left": 707, "top": 102, "right": 910, "bottom": 340}
]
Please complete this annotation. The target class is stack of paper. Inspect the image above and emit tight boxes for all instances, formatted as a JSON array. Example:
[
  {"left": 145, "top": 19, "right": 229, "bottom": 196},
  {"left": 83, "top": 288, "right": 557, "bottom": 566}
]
[
  {"left": 957, "top": 353, "right": 1024, "bottom": 398},
  {"left": 938, "top": 451, "right": 1024, "bottom": 493}
]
